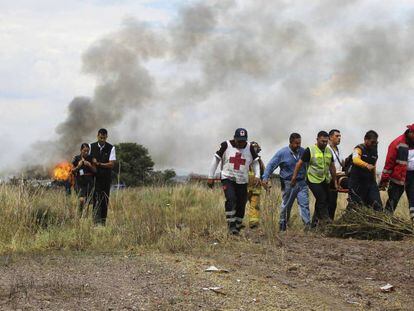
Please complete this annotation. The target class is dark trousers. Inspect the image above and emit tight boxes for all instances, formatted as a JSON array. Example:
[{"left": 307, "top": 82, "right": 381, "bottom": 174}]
[
  {"left": 328, "top": 179, "right": 338, "bottom": 220},
  {"left": 385, "top": 171, "right": 414, "bottom": 220},
  {"left": 348, "top": 177, "right": 382, "bottom": 211},
  {"left": 221, "top": 179, "right": 248, "bottom": 231},
  {"left": 328, "top": 184, "right": 338, "bottom": 221},
  {"left": 307, "top": 181, "right": 330, "bottom": 227},
  {"left": 93, "top": 178, "right": 111, "bottom": 225}
]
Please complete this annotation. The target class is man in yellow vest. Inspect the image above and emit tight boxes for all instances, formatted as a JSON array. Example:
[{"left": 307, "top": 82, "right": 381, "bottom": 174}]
[
  {"left": 291, "top": 131, "right": 337, "bottom": 227},
  {"left": 247, "top": 142, "right": 265, "bottom": 228}
]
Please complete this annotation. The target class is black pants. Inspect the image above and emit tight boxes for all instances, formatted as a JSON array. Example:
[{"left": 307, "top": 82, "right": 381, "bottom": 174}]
[
  {"left": 93, "top": 178, "right": 111, "bottom": 225},
  {"left": 221, "top": 179, "right": 248, "bottom": 231},
  {"left": 385, "top": 171, "right": 414, "bottom": 219},
  {"left": 348, "top": 177, "right": 382, "bottom": 211},
  {"left": 328, "top": 189, "right": 338, "bottom": 221},
  {"left": 307, "top": 181, "right": 330, "bottom": 227}
]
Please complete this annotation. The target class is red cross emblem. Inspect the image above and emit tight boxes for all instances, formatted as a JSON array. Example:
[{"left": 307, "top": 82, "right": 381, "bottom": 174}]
[{"left": 229, "top": 152, "right": 246, "bottom": 170}]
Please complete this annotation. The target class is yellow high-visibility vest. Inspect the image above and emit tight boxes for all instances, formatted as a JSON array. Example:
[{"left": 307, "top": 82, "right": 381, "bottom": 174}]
[{"left": 307, "top": 145, "right": 332, "bottom": 183}]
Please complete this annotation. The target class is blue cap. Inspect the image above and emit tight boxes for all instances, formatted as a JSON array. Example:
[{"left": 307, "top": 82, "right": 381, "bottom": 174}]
[{"left": 234, "top": 128, "right": 248, "bottom": 141}]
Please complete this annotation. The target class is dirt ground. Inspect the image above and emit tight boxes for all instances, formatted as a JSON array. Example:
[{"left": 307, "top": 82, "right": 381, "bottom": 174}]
[{"left": 1, "top": 231, "right": 413, "bottom": 311}]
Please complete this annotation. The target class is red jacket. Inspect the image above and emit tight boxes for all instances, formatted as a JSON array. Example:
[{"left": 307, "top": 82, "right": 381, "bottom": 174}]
[{"left": 380, "top": 133, "right": 413, "bottom": 186}]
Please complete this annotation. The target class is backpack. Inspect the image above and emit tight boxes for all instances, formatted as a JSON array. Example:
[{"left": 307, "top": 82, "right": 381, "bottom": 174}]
[{"left": 343, "top": 153, "right": 353, "bottom": 176}]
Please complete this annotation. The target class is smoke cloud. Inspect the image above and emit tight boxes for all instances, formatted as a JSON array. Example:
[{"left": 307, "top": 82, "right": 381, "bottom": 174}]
[{"left": 27, "top": 1, "right": 414, "bottom": 174}]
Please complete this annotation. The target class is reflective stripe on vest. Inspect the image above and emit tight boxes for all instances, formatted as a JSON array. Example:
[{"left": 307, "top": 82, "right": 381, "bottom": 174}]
[{"left": 307, "top": 145, "right": 332, "bottom": 183}]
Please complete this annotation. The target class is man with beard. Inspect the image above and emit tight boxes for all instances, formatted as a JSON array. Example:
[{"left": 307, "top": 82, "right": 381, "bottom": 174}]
[
  {"left": 348, "top": 130, "right": 382, "bottom": 211},
  {"left": 262, "top": 133, "right": 311, "bottom": 232},
  {"left": 379, "top": 124, "right": 414, "bottom": 221},
  {"left": 208, "top": 128, "right": 261, "bottom": 235},
  {"left": 291, "top": 131, "right": 337, "bottom": 228}
]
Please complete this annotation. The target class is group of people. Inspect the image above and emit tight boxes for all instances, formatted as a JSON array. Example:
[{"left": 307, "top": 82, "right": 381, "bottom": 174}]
[
  {"left": 208, "top": 125, "right": 414, "bottom": 235},
  {"left": 71, "top": 128, "right": 116, "bottom": 225}
]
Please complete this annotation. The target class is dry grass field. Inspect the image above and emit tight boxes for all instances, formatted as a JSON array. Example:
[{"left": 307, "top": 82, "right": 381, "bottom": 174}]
[{"left": 0, "top": 183, "right": 413, "bottom": 310}]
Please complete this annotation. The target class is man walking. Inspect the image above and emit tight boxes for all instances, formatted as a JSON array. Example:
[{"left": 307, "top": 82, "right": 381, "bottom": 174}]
[
  {"left": 291, "top": 131, "right": 337, "bottom": 227},
  {"left": 262, "top": 133, "right": 311, "bottom": 231},
  {"left": 348, "top": 130, "right": 382, "bottom": 211},
  {"left": 247, "top": 142, "right": 265, "bottom": 229},
  {"left": 327, "top": 129, "right": 345, "bottom": 220},
  {"left": 208, "top": 128, "right": 260, "bottom": 235},
  {"left": 90, "top": 128, "right": 116, "bottom": 225},
  {"left": 379, "top": 124, "right": 414, "bottom": 221}
]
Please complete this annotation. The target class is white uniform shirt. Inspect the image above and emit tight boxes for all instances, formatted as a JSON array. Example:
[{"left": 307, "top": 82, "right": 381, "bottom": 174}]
[
  {"left": 328, "top": 144, "right": 344, "bottom": 173},
  {"left": 220, "top": 141, "right": 256, "bottom": 184}
]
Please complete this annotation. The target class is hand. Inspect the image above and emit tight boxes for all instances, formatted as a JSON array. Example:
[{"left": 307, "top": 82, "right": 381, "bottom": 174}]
[
  {"left": 83, "top": 160, "right": 91, "bottom": 167},
  {"left": 262, "top": 179, "right": 271, "bottom": 190},
  {"left": 207, "top": 179, "right": 214, "bottom": 189},
  {"left": 378, "top": 180, "right": 388, "bottom": 191},
  {"left": 92, "top": 158, "right": 98, "bottom": 165},
  {"left": 290, "top": 177, "right": 297, "bottom": 187},
  {"left": 366, "top": 164, "right": 375, "bottom": 171},
  {"left": 254, "top": 177, "right": 261, "bottom": 187}
]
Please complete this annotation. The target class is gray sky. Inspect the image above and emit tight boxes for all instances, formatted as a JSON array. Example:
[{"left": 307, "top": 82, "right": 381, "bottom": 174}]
[{"left": 1, "top": 0, "right": 413, "bottom": 176}]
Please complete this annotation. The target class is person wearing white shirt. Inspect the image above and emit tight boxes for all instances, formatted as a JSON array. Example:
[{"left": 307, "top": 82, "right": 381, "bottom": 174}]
[{"left": 327, "top": 129, "right": 344, "bottom": 220}]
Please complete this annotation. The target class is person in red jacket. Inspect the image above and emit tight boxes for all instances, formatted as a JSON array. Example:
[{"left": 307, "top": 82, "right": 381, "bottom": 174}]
[{"left": 379, "top": 124, "right": 414, "bottom": 221}]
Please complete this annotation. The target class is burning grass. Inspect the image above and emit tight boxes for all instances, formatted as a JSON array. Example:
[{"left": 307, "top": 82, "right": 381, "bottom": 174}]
[{"left": 52, "top": 162, "right": 73, "bottom": 181}]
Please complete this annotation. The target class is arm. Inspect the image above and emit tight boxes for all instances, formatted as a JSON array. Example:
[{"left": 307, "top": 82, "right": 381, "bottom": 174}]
[
  {"left": 329, "top": 162, "right": 337, "bottom": 188},
  {"left": 208, "top": 156, "right": 220, "bottom": 179},
  {"left": 259, "top": 158, "right": 266, "bottom": 178},
  {"left": 352, "top": 147, "right": 374, "bottom": 170},
  {"left": 88, "top": 158, "right": 97, "bottom": 173},
  {"left": 291, "top": 159, "right": 304, "bottom": 187},
  {"left": 207, "top": 142, "right": 227, "bottom": 188},
  {"left": 71, "top": 156, "right": 81, "bottom": 173},
  {"left": 97, "top": 161, "right": 115, "bottom": 169},
  {"left": 262, "top": 152, "right": 281, "bottom": 182},
  {"left": 96, "top": 146, "right": 116, "bottom": 169},
  {"left": 207, "top": 155, "right": 220, "bottom": 188},
  {"left": 380, "top": 141, "right": 397, "bottom": 187}
]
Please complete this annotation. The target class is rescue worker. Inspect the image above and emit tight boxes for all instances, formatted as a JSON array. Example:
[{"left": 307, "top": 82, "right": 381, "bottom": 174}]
[
  {"left": 208, "top": 128, "right": 261, "bottom": 235},
  {"left": 327, "top": 129, "right": 345, "bottom": 220},
  {"left": 379, "top": 124, "right": 414, "bottom": 221},
  {"left": 348, "top": 130, "right": 382, "bottom": 211},
  {"left": 72, "top": 143, "right": 96, "bottom": 215},
  {"left": 291, "top": 131, "right": 337, "bottom": 227},
  {"left": 90, "top": 128, "right": 116, "bottom": 225},
  {"left": 247, "top": 142, "right": 265, "bottom": 229},
  {"left": 262, "top": 133, "right": 311, "bottom": 231}
]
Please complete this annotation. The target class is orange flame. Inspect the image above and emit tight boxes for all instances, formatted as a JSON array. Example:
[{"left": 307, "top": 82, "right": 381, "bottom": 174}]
[{"left": 53, "top": 162, "right": 73, "bottom": 181}]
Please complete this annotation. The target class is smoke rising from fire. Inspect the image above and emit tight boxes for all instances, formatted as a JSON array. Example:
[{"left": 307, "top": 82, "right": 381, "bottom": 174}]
[{"left": 40, "top": 1, "right": 414, "bottom": 172}]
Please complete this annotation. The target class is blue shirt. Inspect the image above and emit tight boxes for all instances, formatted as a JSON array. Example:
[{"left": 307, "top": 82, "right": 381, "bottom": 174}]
[{"left": 262, "top": 146, "right": 306, "bottom": 181}]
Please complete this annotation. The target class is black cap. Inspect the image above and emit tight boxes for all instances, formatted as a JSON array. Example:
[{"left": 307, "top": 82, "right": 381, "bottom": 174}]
[{"left": 234, "top": 128, "right": 248, "bottom": 141}]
